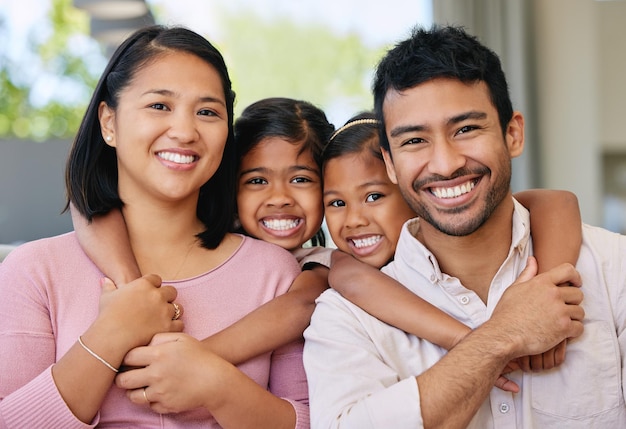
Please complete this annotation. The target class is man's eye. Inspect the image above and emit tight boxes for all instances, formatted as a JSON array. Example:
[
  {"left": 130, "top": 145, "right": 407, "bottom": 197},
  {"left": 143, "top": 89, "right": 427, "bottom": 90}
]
[
  {"left": 457, "top": 125, "right": 478, "bottom": 135},
  {"left": 366, "top": 193, "right": 383, "bottom": 202},
  {"left": 402, "top": 137, "right": 425, "bottom": 146}
]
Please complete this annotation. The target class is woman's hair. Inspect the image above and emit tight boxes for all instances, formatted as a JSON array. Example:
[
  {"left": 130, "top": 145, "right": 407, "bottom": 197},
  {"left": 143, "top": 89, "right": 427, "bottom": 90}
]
[
  {"left": 373, "top": 25, "right": 513, "bottom": 151},
  {"left": 234, "top": 97, "right": 335, "bottom": 246},
  {"left": 65, "top": 25, "right": 237, "bottom": 249},
  {"left": 323, "top": 111, "right": 382, "bottom": 168}
]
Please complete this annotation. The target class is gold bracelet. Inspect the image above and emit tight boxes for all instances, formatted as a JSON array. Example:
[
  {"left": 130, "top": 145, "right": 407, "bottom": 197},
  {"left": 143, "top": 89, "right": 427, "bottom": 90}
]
[{"left": 77, "top": 336, "right": 119, "bottom": 373}]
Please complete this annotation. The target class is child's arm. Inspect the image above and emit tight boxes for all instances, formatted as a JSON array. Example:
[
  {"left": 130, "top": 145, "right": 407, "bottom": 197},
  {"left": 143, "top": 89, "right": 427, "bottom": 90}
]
[
  {"left": 71, "top": 204, "right": 142, "bottom": 285},
  {"left": 329, "top": 251, "right": 471, "bottom": 351},
  {"left": 514, "top": 189, "right": 581, "bottom": 273},
  {"left": 514, "top": 189, "right": 582, "bottom": 371},
  {"left": 201, "top": 265, "right": 329, "bottom": 365}
]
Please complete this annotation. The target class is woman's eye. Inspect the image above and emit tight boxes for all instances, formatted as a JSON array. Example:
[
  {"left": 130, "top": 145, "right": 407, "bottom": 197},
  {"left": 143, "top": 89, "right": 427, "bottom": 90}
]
[
  {"left": 366, "top": 193, "right": 384, "bottom": 202},
  {"left": 198, "top": 109, "right": 217, "bottom": 116},
  {"left": 328, "top": 199, "right": 345, "bottom": 208},
  {"left": 150, "top": 103, "right": 168, "bottom": 111}
]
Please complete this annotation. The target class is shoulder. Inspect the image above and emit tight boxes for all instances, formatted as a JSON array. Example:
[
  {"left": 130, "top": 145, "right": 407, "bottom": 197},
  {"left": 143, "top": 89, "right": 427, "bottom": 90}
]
[
  {"left": 293, "top": 246, "right": 333, "bottom": 269},
  {"left": 234, "top": 235, "right": 300, "bottom": 271},
  {"left": 1, "top": 233, "right": 80, "bottom": 266}
]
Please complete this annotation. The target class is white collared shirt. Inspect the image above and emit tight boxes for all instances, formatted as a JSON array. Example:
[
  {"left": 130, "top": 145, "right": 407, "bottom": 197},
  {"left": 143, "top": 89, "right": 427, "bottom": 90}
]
[{"left": 304, "top": 199, "right": 626, "bottom": 428}]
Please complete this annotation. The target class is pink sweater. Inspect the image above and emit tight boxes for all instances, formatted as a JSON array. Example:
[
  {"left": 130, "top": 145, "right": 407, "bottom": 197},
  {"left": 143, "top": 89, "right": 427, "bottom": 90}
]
[{"left": 0, "top": 233, "right": 309, "bottom": 428}]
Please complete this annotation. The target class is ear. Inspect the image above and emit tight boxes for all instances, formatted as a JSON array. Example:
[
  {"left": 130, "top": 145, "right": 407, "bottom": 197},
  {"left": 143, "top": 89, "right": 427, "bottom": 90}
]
[
  {"left": 505, "top": 111, "right": 525, "bottom": 159},
  {"left": 99, "top": 101, "right": 116, "bottom": 147},
  {"left": 381, "top": 148, "right": 399, "bottom": 184}
]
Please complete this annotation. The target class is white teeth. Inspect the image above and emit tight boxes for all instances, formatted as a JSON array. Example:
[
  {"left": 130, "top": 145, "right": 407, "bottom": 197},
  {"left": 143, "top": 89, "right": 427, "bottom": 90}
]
[
  {"left": 157, "top": 152, "right": 195, "bottom": 164},
  {"left": 263, "top": 218, "right": 301, "bottom": 231},
  {"left": 431, "top": 180, "right": 475, "bottom": 199},
  {"left": 352, "top": 235, "right": 382, "bottom": 248}
]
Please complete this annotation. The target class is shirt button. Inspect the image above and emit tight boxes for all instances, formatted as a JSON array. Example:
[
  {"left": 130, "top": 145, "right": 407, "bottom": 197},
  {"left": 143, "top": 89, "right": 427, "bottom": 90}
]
[
  {"left": 499, "top": 403, "right": 510, "bottom": 413},
  {"left": 459, "top": 296, "right": 470, "bottom": 305}
]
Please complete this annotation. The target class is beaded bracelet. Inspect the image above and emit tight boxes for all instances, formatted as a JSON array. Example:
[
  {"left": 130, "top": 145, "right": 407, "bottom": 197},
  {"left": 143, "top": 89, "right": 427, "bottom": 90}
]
[{"left": 77, "top": 336, "right": 119, "bottom": 373}]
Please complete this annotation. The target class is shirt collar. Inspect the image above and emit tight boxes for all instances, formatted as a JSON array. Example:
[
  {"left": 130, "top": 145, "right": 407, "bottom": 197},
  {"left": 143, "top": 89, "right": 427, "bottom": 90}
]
[{"left": 392, "top": 198, "right": 532, "bottom": 285}]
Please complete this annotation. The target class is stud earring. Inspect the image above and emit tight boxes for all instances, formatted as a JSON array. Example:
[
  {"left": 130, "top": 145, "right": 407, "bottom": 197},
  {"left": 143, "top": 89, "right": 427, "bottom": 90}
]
[{"left": 106, "top": 136, "right": 112, "bottom": 142}]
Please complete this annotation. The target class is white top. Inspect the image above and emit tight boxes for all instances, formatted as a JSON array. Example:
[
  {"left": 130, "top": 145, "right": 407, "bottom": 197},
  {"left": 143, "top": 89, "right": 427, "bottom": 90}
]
[{"left": 304, "top": 199, "right": 626, "bottom": 428}]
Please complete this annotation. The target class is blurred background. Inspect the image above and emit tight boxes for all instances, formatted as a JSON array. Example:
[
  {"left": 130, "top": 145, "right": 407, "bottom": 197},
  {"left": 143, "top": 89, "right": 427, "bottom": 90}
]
[{"left": 0, "top": 0, "right": 625, "bottom": 248}]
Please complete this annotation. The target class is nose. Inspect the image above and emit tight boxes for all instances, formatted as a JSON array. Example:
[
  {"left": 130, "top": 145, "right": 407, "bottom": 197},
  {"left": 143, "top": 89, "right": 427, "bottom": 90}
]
[
  {"left": 167, "top": 110, "right": 199, "bottom": 143},
  {"left": 427, "top": 139, "right": 466, "bottom": 177},
  {"left": 266, "top": 182, "right": 295, "bottom": 208},
  {"left": 344, "top": 203, "right": 368, "bottom": 229}
]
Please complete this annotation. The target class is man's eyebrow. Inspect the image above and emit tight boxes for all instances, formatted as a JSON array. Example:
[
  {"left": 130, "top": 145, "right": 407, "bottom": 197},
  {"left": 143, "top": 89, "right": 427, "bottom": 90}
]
[
  {"left": 447, "top": 111, "right": 487, "bottom": 125},
  {"left": 389, "top": 124, "right": 427, "bottom": 138}
]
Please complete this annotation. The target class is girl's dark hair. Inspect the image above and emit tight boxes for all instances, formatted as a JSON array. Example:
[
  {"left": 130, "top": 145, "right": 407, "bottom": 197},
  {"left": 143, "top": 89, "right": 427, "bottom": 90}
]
[
  {"left": 234, "top": 97, "right": 334, "bottom": 247},
  {"left": 323, "top": 111, "right": 382, "bottom": 169},
  {"left": 65, "top": 25, "right": 237, "bottom": 249},
  {"left": 373, "top": 25, "right": 513, "bottom": 151}
]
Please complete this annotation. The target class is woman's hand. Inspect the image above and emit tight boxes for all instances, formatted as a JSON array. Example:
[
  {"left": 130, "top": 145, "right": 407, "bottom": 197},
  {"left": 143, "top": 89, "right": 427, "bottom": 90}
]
[{"left": 116, "top": 333, "right": 236, "bottom": 414}]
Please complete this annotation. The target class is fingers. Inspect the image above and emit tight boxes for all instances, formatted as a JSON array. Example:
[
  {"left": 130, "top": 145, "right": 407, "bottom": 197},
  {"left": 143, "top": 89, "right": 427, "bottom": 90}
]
[
  {"left": 494, "top": 375, "right": 519, "bottom": 393},
  {"left": 514, "top": 256, "right": 537, "bottom": 284},
  {"left": 553, "top": 340, "right": 567, "bottom": 366},
  {"left": 545, "top": 262, "right": 582, "bottom": 288}
]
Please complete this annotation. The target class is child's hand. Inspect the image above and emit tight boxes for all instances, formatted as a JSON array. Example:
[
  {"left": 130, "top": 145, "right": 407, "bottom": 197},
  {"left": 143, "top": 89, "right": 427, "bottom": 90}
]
[{"left": 515, "top": 340, "right": 567, "bottom": 372}]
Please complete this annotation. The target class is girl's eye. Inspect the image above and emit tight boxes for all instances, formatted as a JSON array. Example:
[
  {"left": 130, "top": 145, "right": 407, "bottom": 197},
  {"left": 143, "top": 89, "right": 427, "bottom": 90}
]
[
  {"left": 328, "top": 199, "right": 345, "bottom": 208},
  {"left": 292, "top": 176, "right": 312, "bottom": 184},
  {"left": 150, "top": 103, "right": 169, "bottom": 111},
  {"left": 247, "top": 178, "right": 267, "bottom": 185},
  {"left": 366, "top": 193, "right": 384, "bottom": 202}
]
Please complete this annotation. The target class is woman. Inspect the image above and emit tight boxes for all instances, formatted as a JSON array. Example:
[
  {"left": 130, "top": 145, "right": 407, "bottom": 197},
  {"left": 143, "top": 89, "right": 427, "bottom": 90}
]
[{"left": 0, "top": 26, "right": 307, "bottom": 428}]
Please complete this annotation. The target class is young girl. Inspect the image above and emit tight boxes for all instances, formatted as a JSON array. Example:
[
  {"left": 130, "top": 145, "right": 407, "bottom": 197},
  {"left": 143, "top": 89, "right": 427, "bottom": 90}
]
[
  {"left": 0, "top": 26, "right": 309, "bottom": 428},
  {"left": 322, "top": 112, "right": 582, "bottom": 375}
]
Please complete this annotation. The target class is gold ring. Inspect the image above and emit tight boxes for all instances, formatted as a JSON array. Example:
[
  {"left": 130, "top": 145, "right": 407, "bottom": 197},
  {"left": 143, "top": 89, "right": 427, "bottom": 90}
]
[
  {"left": 172, "top": 302, "right": 181, "bottom": 320},
  {"left": 143, "top": 387, "right": 149, "bottom": 404}
]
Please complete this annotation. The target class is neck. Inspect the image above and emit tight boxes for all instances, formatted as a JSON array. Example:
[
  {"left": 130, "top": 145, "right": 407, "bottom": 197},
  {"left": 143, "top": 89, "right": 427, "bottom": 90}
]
[
  {"left": 122, "top": 198, "right": 206, "bottom": 278},
  {"left": 417, "top": 196, "right": 515, "bottom": 303}
]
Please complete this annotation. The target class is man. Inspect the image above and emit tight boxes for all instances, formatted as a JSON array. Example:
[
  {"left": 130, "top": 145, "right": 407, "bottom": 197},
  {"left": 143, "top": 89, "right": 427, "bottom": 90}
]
[{"left": 304, "top": 25, "right": 626, "bottom": 428}]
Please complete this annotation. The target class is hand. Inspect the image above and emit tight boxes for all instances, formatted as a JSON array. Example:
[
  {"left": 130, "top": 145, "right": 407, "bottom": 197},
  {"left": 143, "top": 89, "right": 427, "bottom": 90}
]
[
  {"left": 96, "top": 275, "right": 184, "bottom": 350},
  {"left": 116, "top": 333, "right": 236, "bottom": 414},
  {"left": 515, "top": 339, "right": 567, "bottom": 372},
  {"left": 487, "top": 256, "right": 584, "bottom": 360}
]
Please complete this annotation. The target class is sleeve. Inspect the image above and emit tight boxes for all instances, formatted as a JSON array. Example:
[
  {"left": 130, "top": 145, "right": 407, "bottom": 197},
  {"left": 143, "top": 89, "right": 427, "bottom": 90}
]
[
  {"left": 270, "top": 339, "right": 310, "bottom": 429},
  {"left": 0, "top": 246, "right": 95, "bottom": 428},
  {"left": 303, "top": 290, "right": 423, "bottom": 429},
  {"left": 265, "top": 243, "right": 311, "bottom": 428},
  {"left": 614, "top": 234, "right": 626, "bottom": 402}
]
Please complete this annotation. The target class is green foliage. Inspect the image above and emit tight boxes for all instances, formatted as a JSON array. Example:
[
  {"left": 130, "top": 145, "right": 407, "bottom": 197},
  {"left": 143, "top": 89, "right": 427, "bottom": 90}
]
[
  {"left": 0, "top": 0, "right": 101, "bottom": 141},
  {"left": 215, "top": 10, "right": 386, "bottom": 120}
]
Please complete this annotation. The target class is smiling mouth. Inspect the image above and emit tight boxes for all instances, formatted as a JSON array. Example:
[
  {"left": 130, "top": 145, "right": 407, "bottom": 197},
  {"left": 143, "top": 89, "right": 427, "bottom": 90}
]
[
  {"left": 262, "top": 218, "right": 302, "bottom": 231},
  {"left": 430, "top": 179, "right": 477, "bottom": 199},
  {"left": 350, "top": 235, "right": 382, "bottom": 249},
  {"left": 157, "top": 151, "right": 197, "bottom": 164}
]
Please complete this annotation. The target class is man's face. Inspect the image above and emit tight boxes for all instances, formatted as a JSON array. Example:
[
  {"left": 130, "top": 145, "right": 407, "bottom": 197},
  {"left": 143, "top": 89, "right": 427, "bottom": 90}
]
[{"left": 381, "top": 77, "right": 524, "bottom": 236}]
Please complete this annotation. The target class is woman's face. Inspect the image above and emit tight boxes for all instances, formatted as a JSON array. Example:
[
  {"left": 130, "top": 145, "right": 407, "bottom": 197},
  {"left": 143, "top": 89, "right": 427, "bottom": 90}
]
[
  {"left": 323, "top": 150, "right": 416, "bottom": 268},
  {"left": 100, "top": 51, "right": 229, "bottom": 206},
  {"left": 237, "top": 137, "right": 323, "bottom": 251}
]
